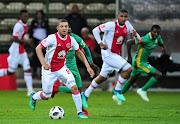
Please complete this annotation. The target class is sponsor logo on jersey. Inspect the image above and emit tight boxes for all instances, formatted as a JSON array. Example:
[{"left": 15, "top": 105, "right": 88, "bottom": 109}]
[
  {"left": 116, "top": 36, "right": 124, "bottom": 44},
  {"left": 148, "top": 64, "right": 152, "bottom": 69},
  {"left": 101, "top": 24, "right": 105, "bottom": 28},
  {"left": 57, "top": 50, "right": 66, "bottom": 59},
  {"left": 66, "top": 43, "right": 71, "bottom": 48},
  {"left": 41, "top": 39, "right": 47, "bottom": 44}
]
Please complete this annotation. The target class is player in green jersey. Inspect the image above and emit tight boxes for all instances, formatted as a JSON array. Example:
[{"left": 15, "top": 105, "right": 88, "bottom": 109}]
[
  {"left": 120, "top": 25, "right": 165, "bottom": 102},
  {"left": 51, "top": 28, "right": 100, "bottom": 115}
]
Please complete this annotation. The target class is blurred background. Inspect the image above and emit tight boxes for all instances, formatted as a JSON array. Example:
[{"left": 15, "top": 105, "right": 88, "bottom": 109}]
[{"left": 0, "top": 0, "right": 180, "bottom": 91}]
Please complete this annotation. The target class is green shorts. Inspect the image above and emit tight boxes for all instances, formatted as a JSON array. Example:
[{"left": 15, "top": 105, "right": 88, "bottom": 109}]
[
  {"left": 131, "top": 61, "right": 156, "bottom": 77},
  {"left": 67, "top": 65, "right": 82, "bottom": 88}
]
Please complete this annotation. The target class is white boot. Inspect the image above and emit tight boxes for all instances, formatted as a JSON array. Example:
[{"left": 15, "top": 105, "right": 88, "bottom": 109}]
[
  {"left": 112, "top": 95, "right": 122, "bottom": 105},
  {"left": 137, "top": 88, "right": 149, "bottom": 102}
]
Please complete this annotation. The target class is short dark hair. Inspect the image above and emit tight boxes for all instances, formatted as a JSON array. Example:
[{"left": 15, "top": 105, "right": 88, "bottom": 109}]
[
  {"left": 58, "top": 19, "right": 69, "bottom": 26},
  {"left": 20, "top": 9, "right": 28, "bottom": 15},
  {"left": 118, "top": 9, "right": 128, "bottom": 14},
  {"left": 151, "top": 25, "right": 161, "bottom": 31}
]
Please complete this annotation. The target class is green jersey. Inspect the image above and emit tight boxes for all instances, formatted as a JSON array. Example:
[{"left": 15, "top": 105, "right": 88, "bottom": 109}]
[
  {"left": 65, "top": 33, "right": 86, "bottom": 66},
  {"left": 134, "top": 32, "right": 163, "bottom": 63}
]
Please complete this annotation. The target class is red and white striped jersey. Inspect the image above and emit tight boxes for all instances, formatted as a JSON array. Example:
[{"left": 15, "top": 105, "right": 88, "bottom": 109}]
[
  {"left": 40, "top": 32, "right": 80, "bottom": 72},
  {"left": 9, "top": 20, "right": 28, "bottom": 54},
  {"left": 93, "top": 20, "right": 140, "bottom": 57}
]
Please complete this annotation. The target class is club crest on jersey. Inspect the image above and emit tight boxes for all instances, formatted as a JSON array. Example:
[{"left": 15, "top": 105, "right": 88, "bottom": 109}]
[
  {"left": 123, "top": 28, "right": 128, "bottom": 34},
  {"left": 66, "top": 43, "right": 71, "bottom": 48},
  {"left": 57, "top": 50, "right": 66, "bottom": 59}
]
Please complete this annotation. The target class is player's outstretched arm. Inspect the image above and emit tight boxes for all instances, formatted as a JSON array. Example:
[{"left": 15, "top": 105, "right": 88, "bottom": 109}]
[
  {"left": 127, "top": 39, "right": 135, "bottom": 63},
  {"left": 36, "top": 44, "right": 50, "bottom": 70},
  {"left": 76, "top": 50, "right": 95, "bottom": 78}
]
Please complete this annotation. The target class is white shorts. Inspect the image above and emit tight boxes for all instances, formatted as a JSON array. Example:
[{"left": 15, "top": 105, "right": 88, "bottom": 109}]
[
  {"left": 7, "top": 52, "right": 31, "bottom": 73},
  {"left": 42, "top": 65, "right": 76, "bottom": 94},
  {"left": 100, "top": 53, "right": 131, "bottom": 78}
]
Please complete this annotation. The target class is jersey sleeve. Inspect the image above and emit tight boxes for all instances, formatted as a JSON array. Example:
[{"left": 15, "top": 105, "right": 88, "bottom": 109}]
[
  {"left": 126, "top": 21, "right": 141, "bottom": 41},
  {"left": 70, "top": 33, "right": 86, "bottom": 48},
  {"left": 98, "top": 22, "right": 114, "bottom": 32},
  {"left": 135, "top": 35, "right": 148, "bottom": 45},
  {"left": 40, "top": 34, "right": 54, "bottom": 48},
  {"left": 158, "top": 35, "right": 163, "bottom": 44},
  {"left": 71, "top": 37, "right": 80, "bottom": 51},
  {"left": 12, "top": 23, "right": 22, "bottom": 38}
]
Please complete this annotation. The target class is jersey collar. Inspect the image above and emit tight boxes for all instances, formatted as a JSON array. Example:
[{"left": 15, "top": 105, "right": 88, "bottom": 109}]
[
  {"left": 116, "top": 20, "right": 125, "bottom": 28},
  {"left": 149, "top": 32, "right": 153, "bottom": 39},
  {"left": 19, "top": 20, "right": 27, "bottom": 26},
  {"left": 57, "top": 32, "right": 67, "bottom": 40}
]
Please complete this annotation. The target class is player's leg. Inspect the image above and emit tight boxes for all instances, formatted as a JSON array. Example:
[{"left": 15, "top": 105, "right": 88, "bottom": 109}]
[
  {"left": 0, "top": 54, "right": 18, "bottom": 76},
  {"left": 29, "top": 68, "right": 58, "bottom": 110},
  {"left": 21, "top": 52, "right": 34, "bottom": 96},
  {"left": 104, "top": 55, "right": 132, "bottom": 101},
  {"left": 82, "top": 62, "right": 111, "bottom": 108},
  {"left": 137, "top": 64, "right": 161, "bottom": 101},
  {"left": 60, "top": 66, "right": 87, "bottom": 118}
]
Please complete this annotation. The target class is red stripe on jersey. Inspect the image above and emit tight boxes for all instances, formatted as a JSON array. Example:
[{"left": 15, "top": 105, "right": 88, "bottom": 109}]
[
  {"left": 98, "top": 26, "right": 102, "bottom": 32},
  {"left": 75, "top": 47, "right": 80, "bottom": 52},
  {"left": 111, "top": 21, "right": 128, "bottom": 55},
  {"left": 51, "top": 33, "right": 71, "bottom": 72},
  {"left": 40, "top": 43, "right": 45, "bottom": 48}
]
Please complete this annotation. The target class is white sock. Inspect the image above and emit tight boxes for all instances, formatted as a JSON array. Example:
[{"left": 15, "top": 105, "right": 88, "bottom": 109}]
[
  {"left": 84, "top": 80, "right": 98, "bottom": 97},
  {"left": 72, "top": 91, "right": 82, "bottom": 114},
  {"left": 114, "top": 76, "right": 127, "bottom": 91},
  {"left": 24, "top": 72, "right": 33, "bottom": 91},
  {"left": 0, "top": 69, "right": 7, "bottom": 77},
  {"left": 32, "top": 91, "right": 43, "bottom": 100}
]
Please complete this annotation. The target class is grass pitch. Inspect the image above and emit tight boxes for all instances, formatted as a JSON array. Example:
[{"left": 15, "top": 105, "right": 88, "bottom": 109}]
[{"left": 0, "top": 90, "right": 180, "bottom": 124}]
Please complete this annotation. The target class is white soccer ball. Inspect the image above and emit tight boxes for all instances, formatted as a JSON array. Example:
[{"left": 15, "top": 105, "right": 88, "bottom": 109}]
[{"left": 49, "top": 106, "right": 65, "bottom": 119}]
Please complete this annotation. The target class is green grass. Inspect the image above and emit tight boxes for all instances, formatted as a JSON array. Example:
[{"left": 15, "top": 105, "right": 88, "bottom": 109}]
[{"left": 0, "top": 91, "right": 180, "bottom": 124}]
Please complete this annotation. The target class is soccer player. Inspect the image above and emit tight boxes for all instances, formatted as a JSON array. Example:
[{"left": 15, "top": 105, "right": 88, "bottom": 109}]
[
  {"left": 51, "top": 28, "right": 100, "bottom": 116},
  {"left": 121, "top": 25, "right": 165, "bottom": 102},
  {"left": 81, "top": 9, "right": 140, "bottom": 108},
  {"left": 29, "top": 19, "right": 95, "bottom": 119},
  {"left": 0, "top": 9, "right": 34, "bottom": 96}
]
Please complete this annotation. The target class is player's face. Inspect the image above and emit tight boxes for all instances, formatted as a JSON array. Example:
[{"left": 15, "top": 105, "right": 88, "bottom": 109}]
[
  {"left": 151, "top": 28, "right": 161, "bottom": 39},
  {"left": 117, "top": 12, "right": 128, "bottom": 25},
  {"left": 20, "top": 12, "right": 29, "bottom": 24},
  {"left": 57, "top": 22, "right": 69, "bottom": 38}
]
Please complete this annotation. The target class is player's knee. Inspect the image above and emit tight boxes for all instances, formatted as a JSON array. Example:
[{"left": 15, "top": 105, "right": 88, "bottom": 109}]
[
  {"left": 154, "top": 71, "right": 162, "bottom": 80},
  {"left": 70, "top": 85, "right": 78, "bottom": 93}
]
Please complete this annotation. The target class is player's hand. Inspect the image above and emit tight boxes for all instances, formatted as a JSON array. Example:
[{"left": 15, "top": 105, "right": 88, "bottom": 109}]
[
  {"left": 87, "top": 66, "right": 95, "bottom": 78},
  {"left": 42, "top": 64, "right": 50, "bottom": 70},
  {"left": 131, "top": 30, "right": 137, "bottom": 37},
  {"left": 89, "top": 61, "right": 100, "bottom": 75},
  {"left": 160, "top": 47, "right": 166, "bottom": 54},
  {"left": 127, "top": 57, "right": 132, "bottom": 64},
  {"left": 99, "top": 42, "right": 108, "bottom": 50}
]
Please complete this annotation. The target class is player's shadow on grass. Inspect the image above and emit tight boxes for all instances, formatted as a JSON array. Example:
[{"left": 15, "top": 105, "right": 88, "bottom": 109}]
[{"left": 103, "top": 115, "right": 159, "bottom": 119}]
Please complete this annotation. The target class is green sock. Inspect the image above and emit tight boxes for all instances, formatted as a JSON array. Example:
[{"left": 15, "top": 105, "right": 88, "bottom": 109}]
[
  {"left": 58, "top": 86, "right": 71, "bottom": 93},
  {"left": 142, "top": 76, "right": 158, "bottom": 91},
  {"left": 121, "top": 81, "right": 131, "bottom": 94}
]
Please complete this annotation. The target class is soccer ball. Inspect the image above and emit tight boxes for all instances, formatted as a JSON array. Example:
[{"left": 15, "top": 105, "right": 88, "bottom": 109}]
[{"left": 49, "top": 106, "right": 65, "bottom": 119}]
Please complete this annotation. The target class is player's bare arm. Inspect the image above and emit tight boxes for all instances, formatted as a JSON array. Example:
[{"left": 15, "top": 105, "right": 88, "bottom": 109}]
[
  {"left": 99, "top": 42, "right": 108, "bottom": 50},
  {"left": 36, "top": 44, "right": 50, "bottom": 70},
  {"left": 12, "top": 37, "right": 33, "bottom": 46},
  {"left": 159, "top": 43, "right": 166, "bottom": 54},
  {"left": 127, "top": 39, "right": 135, "bottom": 63},
  {"left": 76, "top": 50, "right": 95, "bottom": 78}
]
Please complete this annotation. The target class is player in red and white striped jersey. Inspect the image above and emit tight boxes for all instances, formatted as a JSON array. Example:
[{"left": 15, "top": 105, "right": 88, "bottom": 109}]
[
  {"left": 29, "top": 19, "right": 94, "bottom": 118},
  {"left": 0, "top": 10, "right": 34, "bottom": 96},
  {"left": 82, "top": 9, "right": 141, "bottom": 107}
]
